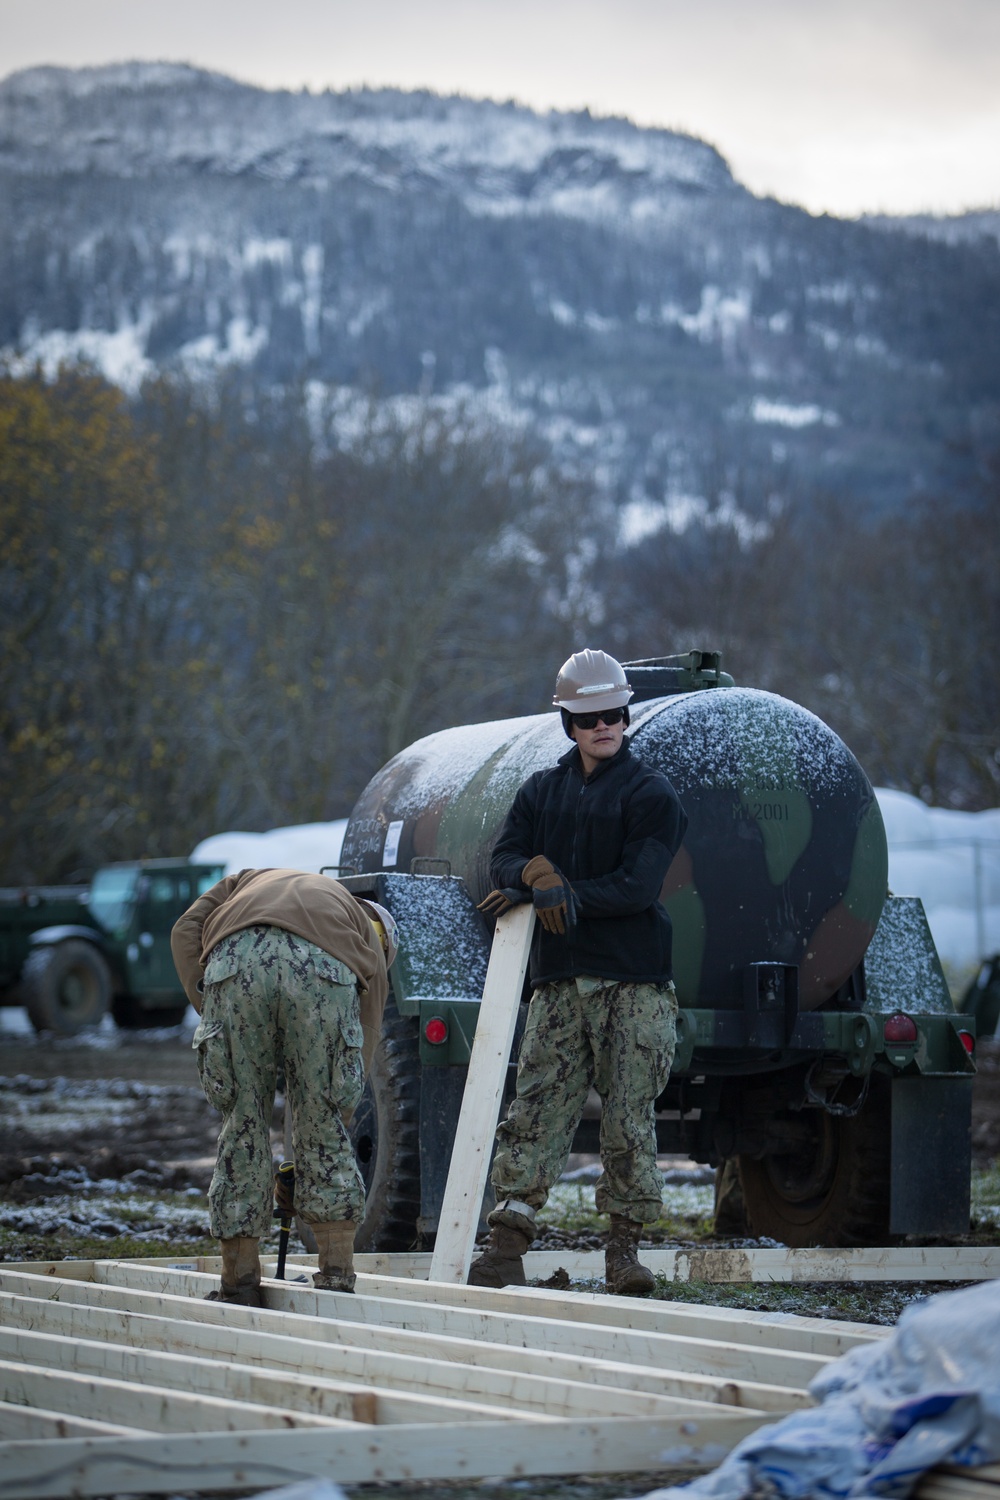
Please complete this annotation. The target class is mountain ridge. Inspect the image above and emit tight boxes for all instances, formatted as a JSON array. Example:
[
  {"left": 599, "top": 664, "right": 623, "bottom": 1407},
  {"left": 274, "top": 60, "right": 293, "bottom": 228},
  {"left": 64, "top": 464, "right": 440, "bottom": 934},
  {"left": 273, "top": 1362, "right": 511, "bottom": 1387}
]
[{"left": 1, "top": 62, "right": 998, "bottom": 520}]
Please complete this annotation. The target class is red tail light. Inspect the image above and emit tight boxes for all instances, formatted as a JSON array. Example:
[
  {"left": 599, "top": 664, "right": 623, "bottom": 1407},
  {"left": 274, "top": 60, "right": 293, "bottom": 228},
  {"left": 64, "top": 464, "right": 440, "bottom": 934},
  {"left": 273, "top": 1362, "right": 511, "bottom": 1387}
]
[
  {"left": 958, "top": 1030, "right": 975, "bottom": 1054},
  {"left": 424, "top": 1017, "right": 448, "bottom": 1045},
  {"left": 883, "top": 1012, "right": 918, "bottom": 1044}
]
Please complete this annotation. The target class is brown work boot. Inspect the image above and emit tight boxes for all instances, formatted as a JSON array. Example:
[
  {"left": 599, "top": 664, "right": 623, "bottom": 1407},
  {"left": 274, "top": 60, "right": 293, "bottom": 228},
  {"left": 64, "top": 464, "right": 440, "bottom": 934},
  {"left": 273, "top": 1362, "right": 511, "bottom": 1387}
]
[
  {"left": 468, "top": 1224, "right": 532, "bottom": 1288},
  {"left": 311, "top": 1219, "right": 356, "bottom": 1292},
  {"left": 207, "top": 1235, "right": 262, "bottom": 1306},
  {"left": 605, "top": 1215, "right": 656, "bottom": 1297}
]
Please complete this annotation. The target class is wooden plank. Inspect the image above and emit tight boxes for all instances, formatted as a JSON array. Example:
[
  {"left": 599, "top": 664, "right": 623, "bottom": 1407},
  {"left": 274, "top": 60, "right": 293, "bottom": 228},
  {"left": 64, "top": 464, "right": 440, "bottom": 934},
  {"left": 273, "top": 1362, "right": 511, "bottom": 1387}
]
[
  {"left": 0, "top": 1289, "right": 738, "bottom": 1423},
  {"left": 0, "top": 1412, "right": 766, "bottom": 1498},
  {"left": 17, "top": 1243, "right": 1000, "bottom": 1283},
  {"left": 353, "top": 1273, "right": 884, "bottom": 1358},
  {"left": 0, "top": 1405, "right": 147, "bottom": 1440},
  {"left": 0, "top": 1286, "right": 797, "bottom": 1415},
  {"left": 0, "top": 1360, "right": 341, "bottom": 1433},
  {"left": 429, "top": 901, "right": 535, "bottom": 1285},
  {"left": 2, "top": 1266, "right": 825, "bottom": 1389}
]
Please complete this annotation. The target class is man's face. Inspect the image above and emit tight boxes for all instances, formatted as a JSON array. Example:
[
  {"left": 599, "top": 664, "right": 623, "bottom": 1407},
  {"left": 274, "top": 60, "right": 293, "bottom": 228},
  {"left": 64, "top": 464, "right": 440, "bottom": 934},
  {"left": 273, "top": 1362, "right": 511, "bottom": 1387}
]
[{"left": 571, "top": 710, "right": 625, "bottom": 774}]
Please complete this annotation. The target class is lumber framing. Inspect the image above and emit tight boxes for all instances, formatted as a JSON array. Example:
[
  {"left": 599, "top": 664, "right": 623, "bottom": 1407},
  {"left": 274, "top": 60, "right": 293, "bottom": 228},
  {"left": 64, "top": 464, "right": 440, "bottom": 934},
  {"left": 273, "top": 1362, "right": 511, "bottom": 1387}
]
[
  {"left": 0, "top": 1259, "right": 809, "bottom": 1497},
  {"left": 2, "top": 1258, "right": 995, "bottom": 1499},
  {"left": 429, "top": 901, "right": 534, "bottom": 1284}
]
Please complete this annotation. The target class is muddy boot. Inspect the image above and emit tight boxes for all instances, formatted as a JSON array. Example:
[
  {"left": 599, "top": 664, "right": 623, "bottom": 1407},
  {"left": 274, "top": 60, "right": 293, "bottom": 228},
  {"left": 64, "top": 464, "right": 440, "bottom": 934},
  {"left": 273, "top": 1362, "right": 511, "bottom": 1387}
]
[
  {"left": 311, "top": 1219, "right": 356, "bottom": 1292},
  {"left": 468, "top": 1223, "right": 533, "bottom": 1287},
  {"left": 605, "top": 1215, "right": 656, "bottom": 1297},
  {"left": 206, "top": 1236, "right": 262, "bottom": 1306}
]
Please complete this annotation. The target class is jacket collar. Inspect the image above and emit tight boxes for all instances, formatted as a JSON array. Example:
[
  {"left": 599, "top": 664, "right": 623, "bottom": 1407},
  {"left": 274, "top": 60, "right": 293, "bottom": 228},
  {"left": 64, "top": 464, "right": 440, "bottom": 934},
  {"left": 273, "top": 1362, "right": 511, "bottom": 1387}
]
[{"left": 558, "top": 738, "right": 631, "bottom": 783}]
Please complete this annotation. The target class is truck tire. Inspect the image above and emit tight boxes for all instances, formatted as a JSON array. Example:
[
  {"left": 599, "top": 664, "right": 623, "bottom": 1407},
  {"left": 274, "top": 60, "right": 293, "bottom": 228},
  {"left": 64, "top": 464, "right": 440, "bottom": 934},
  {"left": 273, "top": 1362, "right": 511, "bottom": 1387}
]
[
  {"left": 738, "top": 1076, "right": 895, "bottom": 1248},
  {"left": 349, "top": 995, "right": 422, "bottom": 1252},
  {"left": 22, "top": 940, "right": 113, "bottom": 1036}
]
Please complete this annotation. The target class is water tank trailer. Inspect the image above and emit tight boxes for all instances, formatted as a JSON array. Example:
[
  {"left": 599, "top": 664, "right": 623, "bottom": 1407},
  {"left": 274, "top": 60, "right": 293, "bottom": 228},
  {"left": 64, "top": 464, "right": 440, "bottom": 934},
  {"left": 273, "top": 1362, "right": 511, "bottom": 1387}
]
[{"left": 338, "top": 652, "right": 976, "bottom": 1249}]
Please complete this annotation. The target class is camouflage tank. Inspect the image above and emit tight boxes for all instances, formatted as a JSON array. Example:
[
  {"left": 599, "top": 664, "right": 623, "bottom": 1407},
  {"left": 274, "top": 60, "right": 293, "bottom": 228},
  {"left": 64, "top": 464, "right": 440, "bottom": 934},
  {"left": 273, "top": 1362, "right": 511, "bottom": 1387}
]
[{"left": 339, "top": 652, "right": 976, "bottom": 1250}]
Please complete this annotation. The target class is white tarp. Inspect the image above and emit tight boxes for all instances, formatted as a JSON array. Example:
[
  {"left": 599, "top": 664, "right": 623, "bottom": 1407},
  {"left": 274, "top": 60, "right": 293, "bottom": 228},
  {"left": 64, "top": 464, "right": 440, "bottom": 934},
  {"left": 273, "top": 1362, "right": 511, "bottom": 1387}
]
[{"left": 641, "top": 1279, "right": 1000, "bottom": 1499}]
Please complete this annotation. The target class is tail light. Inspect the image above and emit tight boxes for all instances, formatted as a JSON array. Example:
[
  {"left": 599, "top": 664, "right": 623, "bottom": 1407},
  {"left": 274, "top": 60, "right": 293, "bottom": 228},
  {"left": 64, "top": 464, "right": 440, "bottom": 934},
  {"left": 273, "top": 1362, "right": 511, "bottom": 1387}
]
[
  {"left": 424, "top": 1016, "right": 448, "bottom": 1045},
  {"left": 883, "top": 1012, "right": 918, "bottom": 1044},
  {"left": 958, "top": 1030, "right": 975, "bottom": 1055}
]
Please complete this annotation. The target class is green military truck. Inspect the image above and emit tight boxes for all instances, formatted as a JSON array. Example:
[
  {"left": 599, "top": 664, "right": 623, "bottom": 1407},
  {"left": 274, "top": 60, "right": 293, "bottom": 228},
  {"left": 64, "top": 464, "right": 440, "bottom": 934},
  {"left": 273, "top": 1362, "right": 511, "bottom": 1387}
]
[
  {"left": 0, "top": 860, "right": 224, "bottom": 1035},
  {"left": 336, "top": 651, "right": 977, "bottom": 1251}
]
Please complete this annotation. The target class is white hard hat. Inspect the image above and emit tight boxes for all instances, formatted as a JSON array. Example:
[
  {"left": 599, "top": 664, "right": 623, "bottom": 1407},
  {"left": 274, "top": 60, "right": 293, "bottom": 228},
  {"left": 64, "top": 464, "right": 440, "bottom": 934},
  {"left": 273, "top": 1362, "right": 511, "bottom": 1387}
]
[
  {"left": 360, "top": 900, "right": 399, "bottom": 968},
  {"left": 552, "top": 649, "right": 633, "bottom": 713}
]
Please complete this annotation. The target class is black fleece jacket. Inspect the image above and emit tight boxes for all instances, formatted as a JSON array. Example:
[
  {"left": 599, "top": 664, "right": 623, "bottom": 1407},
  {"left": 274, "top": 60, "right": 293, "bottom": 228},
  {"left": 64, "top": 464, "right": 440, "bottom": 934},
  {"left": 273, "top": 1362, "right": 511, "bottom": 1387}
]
[{"left": 489, "top": 738, "right": 688, "bottom": 988}]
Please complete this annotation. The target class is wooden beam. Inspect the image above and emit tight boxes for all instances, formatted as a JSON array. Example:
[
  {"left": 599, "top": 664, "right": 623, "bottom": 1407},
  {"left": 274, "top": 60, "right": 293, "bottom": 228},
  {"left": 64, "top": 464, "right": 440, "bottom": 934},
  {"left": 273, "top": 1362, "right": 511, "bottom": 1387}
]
[
  {"left": 351, "top": 1273, "right": 884, "bottom": 1358},
  {"left": 429, "top": 902, "right": 534, "bottom": 1285},
  {"left": 0, "top": 1267, "right": 825, "bottom": 1390},
  {"left": 0, "top": 1360, "right": 348, "bottom": 1434},
  {"left": 0, "top": 1412, "right": 765, "bottom": 1499},
  {"left": 16, "top": 1243, "right": 1000, "bottom": 1283},
  {"left": 0, "top": 1405, "right": 146, "bottom": 1440}
]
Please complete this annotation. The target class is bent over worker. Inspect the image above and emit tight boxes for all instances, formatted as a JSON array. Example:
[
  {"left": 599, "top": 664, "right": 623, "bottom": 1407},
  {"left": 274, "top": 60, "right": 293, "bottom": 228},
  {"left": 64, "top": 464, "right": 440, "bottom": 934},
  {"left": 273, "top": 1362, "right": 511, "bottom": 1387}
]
[
  {"left": 470, "top": 649, "right": 687, "bottom": 1296},
  {"left": 171, "top": 868, "right": 398, "bottom": 1305}
]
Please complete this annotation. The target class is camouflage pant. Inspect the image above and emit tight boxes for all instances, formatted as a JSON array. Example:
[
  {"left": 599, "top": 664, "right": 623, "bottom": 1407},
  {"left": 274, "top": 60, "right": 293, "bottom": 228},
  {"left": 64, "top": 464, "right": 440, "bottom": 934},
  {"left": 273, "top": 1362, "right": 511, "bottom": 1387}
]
[
  {"left": 193, "top": 925, "right": 366, "bottom": 1240},
  {"left": 491, "top": 976, "right": 678, "bottom": 1225}
]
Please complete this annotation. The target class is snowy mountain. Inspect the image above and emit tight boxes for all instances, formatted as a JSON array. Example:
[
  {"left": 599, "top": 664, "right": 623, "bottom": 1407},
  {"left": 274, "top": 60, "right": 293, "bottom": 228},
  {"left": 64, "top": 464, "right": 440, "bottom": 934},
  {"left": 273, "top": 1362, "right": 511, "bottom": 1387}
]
[{"left": 2, "top": 62, "right": 998, "bottom": 517}]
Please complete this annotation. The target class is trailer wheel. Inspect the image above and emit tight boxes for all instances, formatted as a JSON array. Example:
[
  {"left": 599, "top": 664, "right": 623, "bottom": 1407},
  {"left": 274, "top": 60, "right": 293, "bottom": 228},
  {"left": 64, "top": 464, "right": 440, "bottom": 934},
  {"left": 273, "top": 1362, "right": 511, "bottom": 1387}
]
[
  {"left": 22, "top": 941, "right": 113, "bottom": 1035},
  {"left": 738, "top": 1076, "right": 895, "bottom": 1247},
  {"left": 349, "top": 995, "right": 422, "bottom": 1252}
]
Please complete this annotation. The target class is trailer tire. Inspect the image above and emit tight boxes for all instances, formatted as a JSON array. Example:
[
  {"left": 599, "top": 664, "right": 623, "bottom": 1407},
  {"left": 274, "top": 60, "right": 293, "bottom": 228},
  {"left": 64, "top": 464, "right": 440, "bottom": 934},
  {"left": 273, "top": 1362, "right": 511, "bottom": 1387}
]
[
  {"left": 348, "top": 994, "right": 422, "bottom": 1252},
  {"left": 23, "top": 940, "right": 113, "bottom": 1036},
  {"left": 738, "top": 1075, "right": 896, "bottom": 1247}
]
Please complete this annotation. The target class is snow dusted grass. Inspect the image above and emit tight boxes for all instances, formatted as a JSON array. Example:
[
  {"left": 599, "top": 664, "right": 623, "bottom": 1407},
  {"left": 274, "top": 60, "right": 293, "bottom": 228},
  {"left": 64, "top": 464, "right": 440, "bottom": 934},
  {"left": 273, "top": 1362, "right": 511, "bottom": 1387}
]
[
  {"left": 971, "top": 1160, "right": 1000, "bottom": 1228},
  {"left": 540, "top": 1166, "right": 716, "bottom": 1239}
]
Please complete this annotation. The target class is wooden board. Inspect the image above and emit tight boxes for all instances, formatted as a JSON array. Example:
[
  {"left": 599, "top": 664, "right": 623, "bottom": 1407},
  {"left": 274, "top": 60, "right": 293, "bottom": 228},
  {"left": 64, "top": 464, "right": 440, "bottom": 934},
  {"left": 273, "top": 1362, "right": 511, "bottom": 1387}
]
[
  {"left": 429, "top": 901, "right": 535, "bottom": 1284},
  {"left": 64, "top": 1243, "right": 1000, "bottom": 1283}
]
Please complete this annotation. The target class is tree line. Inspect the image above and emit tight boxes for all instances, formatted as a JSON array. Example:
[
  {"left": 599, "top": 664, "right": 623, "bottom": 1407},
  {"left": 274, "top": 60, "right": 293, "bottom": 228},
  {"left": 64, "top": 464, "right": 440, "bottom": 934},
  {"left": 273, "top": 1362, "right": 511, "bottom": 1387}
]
[{"left": 1, "top": 365, "right": 996, "bottom": 884}]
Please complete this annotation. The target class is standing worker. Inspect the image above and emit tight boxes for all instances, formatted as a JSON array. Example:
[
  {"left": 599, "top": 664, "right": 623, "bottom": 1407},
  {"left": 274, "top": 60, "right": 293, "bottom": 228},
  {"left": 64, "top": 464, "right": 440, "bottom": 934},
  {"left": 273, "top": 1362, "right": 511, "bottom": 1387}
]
[
  {"left": 171, "top": 869, "right": 398, "bottom": 1306},
  {"left": 470, "top": 650, "right": 687, "bottom": 1296}
]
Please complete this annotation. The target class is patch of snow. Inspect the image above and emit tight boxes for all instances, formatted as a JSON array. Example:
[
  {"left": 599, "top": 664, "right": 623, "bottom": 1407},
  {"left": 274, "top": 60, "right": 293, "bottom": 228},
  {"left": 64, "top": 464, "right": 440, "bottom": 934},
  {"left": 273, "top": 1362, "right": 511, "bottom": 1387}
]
[
  {"left": 663, "top": 285, "right": 751, "bottom": 345},
  {"left": 10, "top": 320, "right": 153, "bottom": 394},
  {"left": 750, "top": 396, "right": 840, "bottom": 428},
  {"left": 242, "top": 237, "right": 294, "bottom": 270}
]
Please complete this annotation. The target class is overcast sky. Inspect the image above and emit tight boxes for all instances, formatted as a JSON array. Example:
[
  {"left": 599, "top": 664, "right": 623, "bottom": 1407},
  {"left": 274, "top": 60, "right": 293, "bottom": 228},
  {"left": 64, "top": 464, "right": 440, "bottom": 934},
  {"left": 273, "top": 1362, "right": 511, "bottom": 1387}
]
[{"left": 2, "top": 0, "right": 998, "bottom": 217}]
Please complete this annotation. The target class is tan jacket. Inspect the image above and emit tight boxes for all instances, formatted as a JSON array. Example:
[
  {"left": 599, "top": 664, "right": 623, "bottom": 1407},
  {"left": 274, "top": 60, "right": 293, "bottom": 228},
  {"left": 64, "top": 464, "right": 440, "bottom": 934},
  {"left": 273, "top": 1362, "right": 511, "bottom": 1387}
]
[{"left": 170, "top": 868, "right": 388, "bottom": 1074}]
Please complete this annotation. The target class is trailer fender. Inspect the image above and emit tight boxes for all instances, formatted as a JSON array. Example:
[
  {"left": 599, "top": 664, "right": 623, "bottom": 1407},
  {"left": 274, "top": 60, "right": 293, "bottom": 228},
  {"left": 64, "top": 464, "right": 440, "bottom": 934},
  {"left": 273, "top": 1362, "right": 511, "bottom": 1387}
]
[{"left": 27, "top": 925, "right": 106, "bottom": 948}]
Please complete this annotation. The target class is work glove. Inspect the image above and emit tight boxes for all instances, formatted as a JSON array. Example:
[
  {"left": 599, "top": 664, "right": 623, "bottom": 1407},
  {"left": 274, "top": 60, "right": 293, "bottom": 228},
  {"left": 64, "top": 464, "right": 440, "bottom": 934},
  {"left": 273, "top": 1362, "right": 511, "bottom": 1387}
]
[
  {"left": 274, "top": 1162, "right": 295, "bottom": 1217},
  {"left": 521, "top": 856, "right": 578, "bottom": 935},
  {"left": 477, "top": 887, "right": 530, "bottom": 919}
]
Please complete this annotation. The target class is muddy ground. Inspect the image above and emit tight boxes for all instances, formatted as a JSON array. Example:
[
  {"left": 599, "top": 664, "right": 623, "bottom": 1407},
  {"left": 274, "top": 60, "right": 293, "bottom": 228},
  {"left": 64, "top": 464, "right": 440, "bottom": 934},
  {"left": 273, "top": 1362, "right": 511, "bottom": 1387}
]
[
  {"left": 2, "top": 1019, "right": 998, "bottom": 1243},
  {"left": 1, "top": 1017, "right": 999, "bottom": 1500}
]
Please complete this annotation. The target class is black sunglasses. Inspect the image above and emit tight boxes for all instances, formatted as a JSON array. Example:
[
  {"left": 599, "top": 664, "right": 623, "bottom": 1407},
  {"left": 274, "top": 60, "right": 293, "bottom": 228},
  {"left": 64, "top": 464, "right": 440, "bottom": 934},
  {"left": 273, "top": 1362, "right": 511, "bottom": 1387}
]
[{"left": 572, "top": 707, "right": 626, "bottom": 730}]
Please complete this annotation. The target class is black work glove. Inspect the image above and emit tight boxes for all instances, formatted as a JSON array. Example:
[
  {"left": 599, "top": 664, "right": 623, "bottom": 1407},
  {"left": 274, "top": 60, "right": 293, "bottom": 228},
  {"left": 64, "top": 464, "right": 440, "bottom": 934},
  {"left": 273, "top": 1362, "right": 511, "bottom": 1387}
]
[
  {"left": 522, "top": 856, "right": 578, "bottom": 935},
  {"left": 477, "top": 887, "right": 530, "bottom": 919}
]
